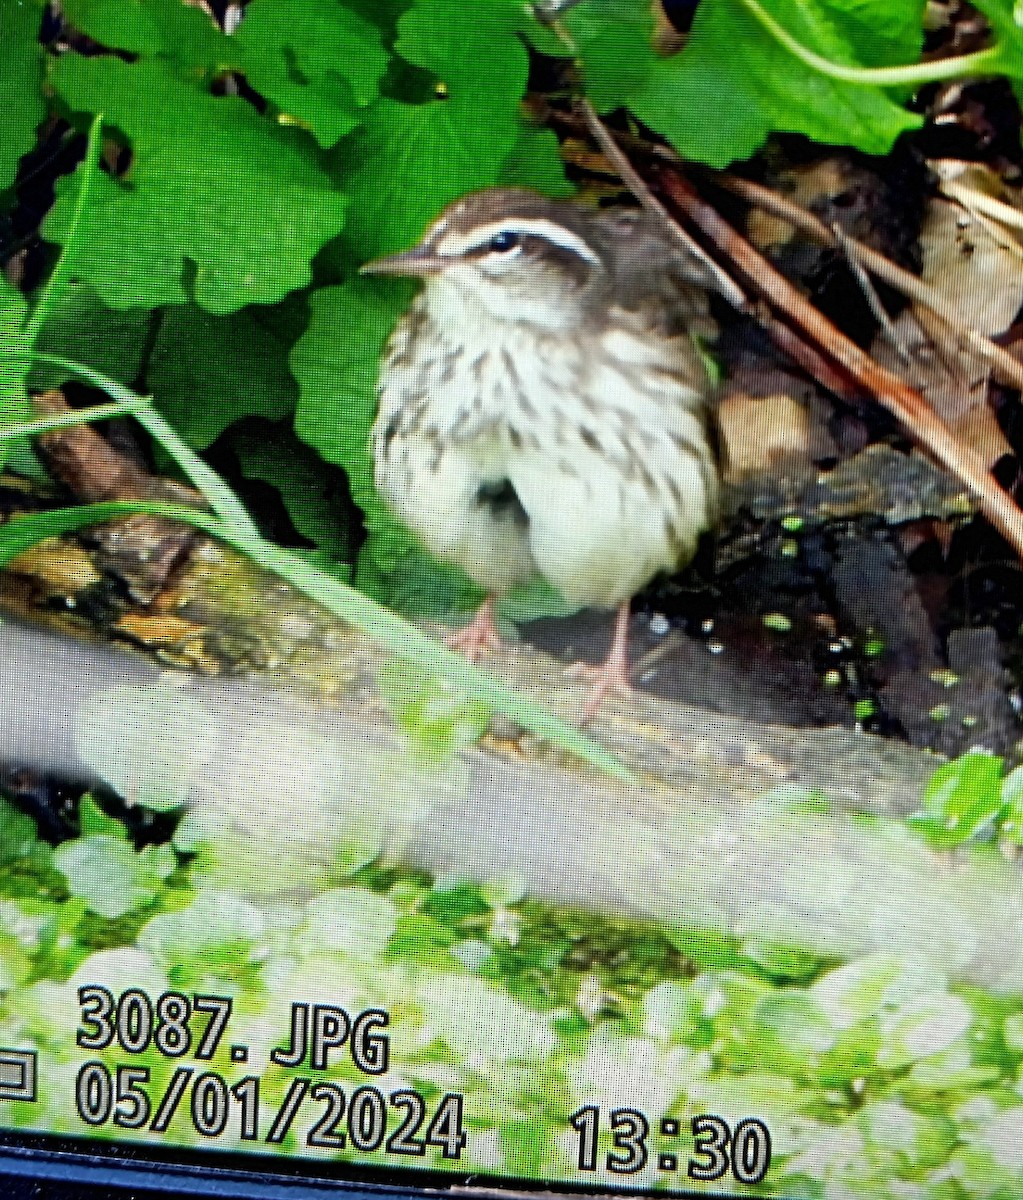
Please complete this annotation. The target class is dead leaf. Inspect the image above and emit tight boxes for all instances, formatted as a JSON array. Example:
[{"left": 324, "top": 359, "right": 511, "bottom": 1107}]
[{"left": 872, "top": 161, "right": 1022, "bottom": 467}]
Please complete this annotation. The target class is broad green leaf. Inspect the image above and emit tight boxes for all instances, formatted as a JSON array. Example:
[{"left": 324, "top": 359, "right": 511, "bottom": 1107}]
[
  {"left": 627, "top": 0, "right": 925, "bottom": 166},
  {"left": 61, "top": 0, "right": 232, "bottom": 72},
  {"left": 330, "top": 0, "right": 533, "bottom": 262},
  {"left": 137, "top": 893, "right": 269, "bottom": 988},
  {"left": 61, "top": 0, "right": 174, "bottom": 56},
  {"left": 138, "top": 891, "right": 267, "bottom": 975},
  {"left": 29, "top": 280, "right": 149, "bottom": 392},
  {"left": 147, "top": 296, "right": 305, "bottom": 447},
  {"left": 999, "top": 764, "right": 1023, "bottom": 845},
  {"left": 334, "top": 98, "right": 515, "bottom": 262},
  {"left": 292, "top": 277, "right": 410, "bottom": 570},
  {"left": 46, "top": 56, "right": 347, "bottom": 312},
  {"left": 908, "top": 751, "right": 1005, "bottom": 849},
  {"left": 344, "top": 0, "right": 412, "bottom": 30},
  {"left": 236, "top": 0, "right": 388, "bottom": 148},
  {"left": 563, "top": 0, "right": 657, "bottom": 112},
  {"left": 78, "top": 795, "right": 130, "bottom": 840},
  {"left": 53, "top": 836, "right": 176, "bottom": 918},
  {"left": 0, "top": 0, "right": 46, "bottom": 191},
  {"left": 498, "top": 125, "right": 575, "bottom": 197},
  {"left": 232, "top": 422, "right": 354, "bottom": 565},
  {"left": 304, "top": 888, "right": 399, "bottom": 959},
  {"left": 378, "top": 658, "right": 492, "bottom": 762},
  {"left": 0, "top": 796, "right": 39, "bottom": 866},
  {"left": 498, "top": 578, "right": 576, "bottom": 625}
]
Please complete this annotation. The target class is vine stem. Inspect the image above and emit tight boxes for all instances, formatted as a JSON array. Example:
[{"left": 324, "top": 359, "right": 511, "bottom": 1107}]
[{"left": 734, "top": 0, "right": 1003, "bottom": 88}]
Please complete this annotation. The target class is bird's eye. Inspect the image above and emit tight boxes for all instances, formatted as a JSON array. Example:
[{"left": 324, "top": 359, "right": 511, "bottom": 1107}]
[{"left": 488, "top": 231, "right": 520, "bottom": 253}]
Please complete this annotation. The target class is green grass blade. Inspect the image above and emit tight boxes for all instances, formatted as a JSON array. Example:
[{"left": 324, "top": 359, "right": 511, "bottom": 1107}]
[
  {"left": 0, "top": 500, "right": 222, "bottom": 567},
  {"left": 26, "top": 116, "right": 106, "bottom": 346}
]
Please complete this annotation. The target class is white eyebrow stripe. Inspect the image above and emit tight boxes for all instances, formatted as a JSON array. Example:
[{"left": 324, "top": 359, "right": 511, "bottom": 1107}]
[{"left": 438, "top": 217, "right": 603, "bottom": 266}]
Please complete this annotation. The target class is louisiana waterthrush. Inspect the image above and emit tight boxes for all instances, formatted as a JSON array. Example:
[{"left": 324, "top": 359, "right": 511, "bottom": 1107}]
[{"left": 364, "top": 187, "right": 721, "bottom": 720}]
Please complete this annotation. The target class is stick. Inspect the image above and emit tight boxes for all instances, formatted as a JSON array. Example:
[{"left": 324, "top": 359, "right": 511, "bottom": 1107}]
[
  {"left": 576, "top": 99, "right": 749, "bottom": 311},
  {"left": 718, "top": 172, "right": 1023, "bottom": 392},
  {"left": 658, "top": 168, "right": 1023, "bottom": 559}
]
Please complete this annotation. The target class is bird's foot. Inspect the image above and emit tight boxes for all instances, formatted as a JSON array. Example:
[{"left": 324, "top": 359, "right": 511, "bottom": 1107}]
[
  {"left": 564, "top": 601, "right": 634, "bottom": 724},
  {"left": 446, "top": 597, "right": 503, "bottom": 663},
  {"left": 565, "top": 656, "right": 633, "bottom": 724}
]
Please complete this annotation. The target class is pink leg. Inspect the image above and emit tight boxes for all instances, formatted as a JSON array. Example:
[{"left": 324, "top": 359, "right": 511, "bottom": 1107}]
[
  {"left": 567, "top": 601, "right": 634, "bottom": 723},
  {"left": 446, "top": 594, "right": 503, "bottom": 662}
]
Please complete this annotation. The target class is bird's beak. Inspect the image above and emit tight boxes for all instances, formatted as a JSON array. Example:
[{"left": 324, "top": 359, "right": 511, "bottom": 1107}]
[{"left": 360, "top": 246, "right": 450, "bottom": 277}]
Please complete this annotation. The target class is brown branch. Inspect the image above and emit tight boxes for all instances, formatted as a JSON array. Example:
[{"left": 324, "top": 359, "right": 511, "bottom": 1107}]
[
  {"left": 552, "top": 104, "right": 1023, "bottom": 393},
  {"left": 756, "top": 311, "right": 863, "bottom": 401},
  {"left": 575, "top": 100, "right": 749, "bottom": 311},
  {"left": 657, "top": 168, "right": 1023, "bottom": 559},
  {"left": 718, "top": 173, "right": 1023, "bottom": 393},
  {"left": 573, "top": 101, "right": 864, "bottom": 401}
]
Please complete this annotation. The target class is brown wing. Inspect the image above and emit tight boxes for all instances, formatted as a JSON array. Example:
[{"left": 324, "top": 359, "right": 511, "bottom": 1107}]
[{"left": 582, "top": 205, "right": 720, "bottom": 338}]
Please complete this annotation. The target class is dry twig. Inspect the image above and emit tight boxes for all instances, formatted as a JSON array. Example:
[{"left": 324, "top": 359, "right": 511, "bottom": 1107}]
[
  {"left": 565, "top": 100, "right": 1023, "bottom": 556},
  {"left": 552, "top": 105, "right": 1023, "bottom": 392},
  {"left": 656, "top": 168, "right": 1023, "bottom": 559},
  {"left": 717, "top": 173, "right": 1023, "bottom": 393},
  {"left": 575, "top": 100, "right": 749, "bottom": 311}
]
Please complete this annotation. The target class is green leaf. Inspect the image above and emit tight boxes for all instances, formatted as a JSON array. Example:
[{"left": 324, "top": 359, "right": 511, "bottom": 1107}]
[
  {"left": 908, "top": 751, "right": 1005, "bottom": 849},
  {"left": 232, "top": 422, "right": 354, "bottom": 565},
  {"left": 0, "top": 0, "right": 46, "bottom": 191},
  {"left": 147, "top": 296, "right": 305, "bottom": 448},
  {"left": 303, "top": 888, "right": 398, "bottom": 960},
  {"left": 61, "top": 0, "right": 232, "bottom": 72},
  {"left": 46, "top": 56, "right": 348, "bottom": 312},
  {"left": 29, "top": 280, "right": 149, "bottom": 392},
  {"left": 53, "top": 835, "right": 176, "bottom": 918},
  {"left": 330, "top": 0, "right": 533, "bottom": 262},
  {"left": 62, "top": 0, "right": 174, "bottom": 56},
  {"left": 498, "top": 125, "right": 575, "bottom": 197},
  {"left": 78, "top": 795, "right": 130, "bottom": 840},
  {"left": 999, "top": 764, "right": 1023, "bottom": 845},
  {"left": 0, "top": 797, "right": 39, "bottom": 866},
  {"left": 630, "top": 0, "right": 925, "bottom": 167},
  {"left": 0, "top": 276, "right": 31, "bottom": 430},
  {"left": 498, "top": 578, "right": 577, "bottom": 626},
  {"left": 292, "top": 278, "right": 410, "bottom": 568},
  {"left": 334, "top": 101, "right": 510, "bottom": 263},
  {"left": 137, "top": 890, "right": 267, "bottom": 985},
  {"left": 378, "top": 659, "right": 492, "bottom": 763},
  {"left": 236, "top": 0, "right": 389, "bottom": 148},
  {"left": 668, "top": 926, "right": 746, "bottom": 971},
  {"left": 563, "top": 0, "right": 658, "bottom": 112}
]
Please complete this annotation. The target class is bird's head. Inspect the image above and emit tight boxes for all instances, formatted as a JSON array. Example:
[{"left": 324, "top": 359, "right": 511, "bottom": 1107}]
[{"left": 361, "top": 188, "right": 606, "bottom": 329}]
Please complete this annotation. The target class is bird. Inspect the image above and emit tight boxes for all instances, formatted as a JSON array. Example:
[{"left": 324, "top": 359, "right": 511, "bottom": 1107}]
[{"left": 363, "top": 187, "right": 721, "bottom": 721}]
